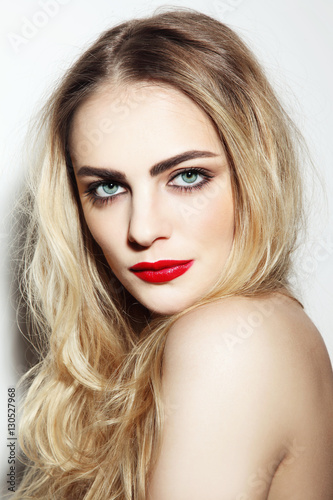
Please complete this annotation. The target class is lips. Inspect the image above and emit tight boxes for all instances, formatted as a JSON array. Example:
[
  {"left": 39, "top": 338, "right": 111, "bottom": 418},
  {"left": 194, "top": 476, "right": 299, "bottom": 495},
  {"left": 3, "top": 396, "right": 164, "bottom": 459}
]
[{"left": 130, "top": 260, "right": 194, "bottom": 283}]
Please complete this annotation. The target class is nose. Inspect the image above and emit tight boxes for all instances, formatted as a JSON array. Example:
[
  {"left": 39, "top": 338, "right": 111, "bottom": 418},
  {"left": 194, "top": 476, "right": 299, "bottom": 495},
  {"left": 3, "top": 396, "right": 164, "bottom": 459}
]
[{"left": 128, "top": 192, "right": 172, "bottom": 248}]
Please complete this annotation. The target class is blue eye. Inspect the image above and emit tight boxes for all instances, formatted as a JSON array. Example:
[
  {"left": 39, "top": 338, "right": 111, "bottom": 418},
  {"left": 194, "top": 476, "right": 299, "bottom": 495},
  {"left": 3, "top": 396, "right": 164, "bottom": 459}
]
[
  {"left": 168, "top": 168, "right": 214, "bottom": 193},
  {"left": 95, "top": 183, "right": 122, "bottom": 197},
  {"left": 172, "top": 170, "right": 202, "bottom": 187},
  {"left": 84, "top": 181, "right": 126, "bottom": 206},
  {"left": 180, "top": 171, "right": 199, "bottom": 184}
]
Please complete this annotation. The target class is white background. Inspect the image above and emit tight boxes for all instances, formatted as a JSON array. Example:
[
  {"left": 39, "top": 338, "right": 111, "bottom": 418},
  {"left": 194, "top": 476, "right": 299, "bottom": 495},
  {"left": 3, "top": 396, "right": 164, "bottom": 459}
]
[{"left": 1, "top": 0, "right": 332, "bottom": 492}]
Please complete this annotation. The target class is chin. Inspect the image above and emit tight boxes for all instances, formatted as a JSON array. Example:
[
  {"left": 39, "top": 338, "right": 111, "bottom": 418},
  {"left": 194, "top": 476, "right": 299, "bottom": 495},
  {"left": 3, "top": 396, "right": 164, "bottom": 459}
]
[
  {"left": 149, "top": 305, "right": 184, "bottom": 316},
  {"left": 141, "top": 295, "right": 195, "bottom": 317}
]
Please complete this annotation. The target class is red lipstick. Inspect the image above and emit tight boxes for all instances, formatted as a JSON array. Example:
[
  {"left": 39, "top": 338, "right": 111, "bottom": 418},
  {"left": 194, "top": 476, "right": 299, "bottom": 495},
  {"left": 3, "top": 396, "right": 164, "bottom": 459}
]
[{"left": 130, "top": 260, "right": 194, "bottom": 283}]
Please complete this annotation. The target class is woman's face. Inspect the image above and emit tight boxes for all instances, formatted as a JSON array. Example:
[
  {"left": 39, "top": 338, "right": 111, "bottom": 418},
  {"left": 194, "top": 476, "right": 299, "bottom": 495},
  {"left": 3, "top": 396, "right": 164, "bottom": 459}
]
[{"left": 70, "top": 83, "right": 234, "bottom": 315}]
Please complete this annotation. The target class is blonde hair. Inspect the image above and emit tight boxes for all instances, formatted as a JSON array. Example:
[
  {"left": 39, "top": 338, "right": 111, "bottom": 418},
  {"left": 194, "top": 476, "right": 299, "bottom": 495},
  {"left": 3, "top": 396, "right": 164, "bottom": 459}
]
[{"left": 15, "top": 8, "right": 306, "bottom": 499}]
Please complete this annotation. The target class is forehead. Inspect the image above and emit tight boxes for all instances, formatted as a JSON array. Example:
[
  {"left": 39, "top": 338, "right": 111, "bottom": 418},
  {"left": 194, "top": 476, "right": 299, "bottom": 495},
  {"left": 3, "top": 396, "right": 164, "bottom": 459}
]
[{"left": 69, "top": 82, "right": 222, "bottom": 168}]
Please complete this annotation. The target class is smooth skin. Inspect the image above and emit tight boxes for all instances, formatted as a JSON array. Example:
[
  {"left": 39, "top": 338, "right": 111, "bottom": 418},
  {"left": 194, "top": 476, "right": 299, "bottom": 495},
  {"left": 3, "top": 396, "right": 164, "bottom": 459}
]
[
  {"left": 70, "top": 83, "right": 333, "bottom": 498},
  {"left": 147, "top": 294, "right": 333, "bottom": 499},
  {"left": 70, "top": 83, "right": 234, "bottom": 316}
]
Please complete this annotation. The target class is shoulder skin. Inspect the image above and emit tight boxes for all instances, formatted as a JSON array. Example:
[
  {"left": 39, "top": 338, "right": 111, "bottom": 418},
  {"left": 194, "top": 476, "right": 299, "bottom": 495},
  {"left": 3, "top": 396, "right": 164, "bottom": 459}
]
[{"left": 147, "top": 293, "right": 333, "bottom": 500}]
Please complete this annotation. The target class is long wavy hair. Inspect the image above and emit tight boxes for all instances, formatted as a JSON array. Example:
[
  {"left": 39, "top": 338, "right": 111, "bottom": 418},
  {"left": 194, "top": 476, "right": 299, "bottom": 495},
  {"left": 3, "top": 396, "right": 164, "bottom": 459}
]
[{"left": 15, "top": 8, "right": 306, "bottom": 499}]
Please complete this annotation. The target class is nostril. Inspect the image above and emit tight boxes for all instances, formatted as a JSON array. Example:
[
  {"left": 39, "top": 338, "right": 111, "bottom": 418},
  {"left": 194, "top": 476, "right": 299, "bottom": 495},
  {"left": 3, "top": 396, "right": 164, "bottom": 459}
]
[{"left": 128, "top": 239, "right": 150, "bottom": 251}]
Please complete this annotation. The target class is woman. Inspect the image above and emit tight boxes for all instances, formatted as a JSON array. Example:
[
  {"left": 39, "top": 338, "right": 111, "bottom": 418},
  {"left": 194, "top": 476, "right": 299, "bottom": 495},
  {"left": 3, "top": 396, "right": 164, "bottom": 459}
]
[{"left": 15, "top": 8, "right": 333, "bottom": 499}]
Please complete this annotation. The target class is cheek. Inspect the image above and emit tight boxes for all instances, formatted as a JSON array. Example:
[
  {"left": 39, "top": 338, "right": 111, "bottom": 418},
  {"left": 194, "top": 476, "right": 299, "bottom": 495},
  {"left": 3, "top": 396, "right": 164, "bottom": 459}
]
[
  {"left": 210, "top": 196, "right": 234, "bottom": 240},
  {"left": 82, "top": 209, "right": 124, "bottom": 259},
  {"left": 182, "top": 186, "right": 234, "bottom": 246}
]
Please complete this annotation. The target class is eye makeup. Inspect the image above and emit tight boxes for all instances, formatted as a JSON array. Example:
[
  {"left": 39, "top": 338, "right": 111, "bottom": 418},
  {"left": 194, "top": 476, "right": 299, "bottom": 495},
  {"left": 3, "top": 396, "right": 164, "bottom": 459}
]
[{"left": 83, "top": 167, "right": 215, "bottom": 207}]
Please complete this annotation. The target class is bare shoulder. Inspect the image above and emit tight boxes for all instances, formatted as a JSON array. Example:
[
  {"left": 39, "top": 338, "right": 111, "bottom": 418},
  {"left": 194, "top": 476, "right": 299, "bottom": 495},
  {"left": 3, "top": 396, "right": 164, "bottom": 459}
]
[
  {"left": 149, "top": 293, "right": 333, "bottom": 499},
  {"left": 164, "top": 291, "right": 333, "bottom": 436},
  {"left": 165, "top": 291, "right": 332, "bottom": 388}
]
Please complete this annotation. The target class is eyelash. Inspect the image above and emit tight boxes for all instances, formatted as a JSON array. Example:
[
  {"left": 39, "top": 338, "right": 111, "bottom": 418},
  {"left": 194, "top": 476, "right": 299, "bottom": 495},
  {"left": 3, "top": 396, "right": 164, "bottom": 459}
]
[{"left": 83, "top": 167, "right": 214, "bottom": 207}]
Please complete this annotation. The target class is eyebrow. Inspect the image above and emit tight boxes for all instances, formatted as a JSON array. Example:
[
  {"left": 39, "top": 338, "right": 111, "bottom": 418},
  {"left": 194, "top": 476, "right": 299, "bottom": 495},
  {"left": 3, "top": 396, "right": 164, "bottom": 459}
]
[{"left": 76, "top": 150, "right": 219, "bottom": 181}]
